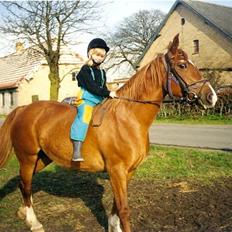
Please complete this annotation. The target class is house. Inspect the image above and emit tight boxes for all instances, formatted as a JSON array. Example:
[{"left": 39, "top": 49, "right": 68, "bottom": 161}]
[
  {"left": 138, "top": 0, "right": 232, "bottom": 85},
  {"left": 0, "top": 42, "right": 85, "bottom": 114}
]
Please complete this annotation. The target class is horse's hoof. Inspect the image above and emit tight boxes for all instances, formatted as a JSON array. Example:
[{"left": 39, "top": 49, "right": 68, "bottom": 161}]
[{"left": 16, "top": 207, "right": 26, "bottom": 220}]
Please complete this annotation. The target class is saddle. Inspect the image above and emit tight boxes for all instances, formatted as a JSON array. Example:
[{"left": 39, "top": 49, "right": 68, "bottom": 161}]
[
  {"left": 91, "top": 99, "right": 110, "bottom": 127},
  {"left": 64, "top": 97, "right": 109, "bottom": 127}
]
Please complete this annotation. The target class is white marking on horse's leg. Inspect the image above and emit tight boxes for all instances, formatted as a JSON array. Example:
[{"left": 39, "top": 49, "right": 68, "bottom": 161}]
[
  {"left": 25, "top": 206, "right": 44, "bottom": 232},
  {"left": 108, "top": 214, "right": 122, "bottom": 232}
]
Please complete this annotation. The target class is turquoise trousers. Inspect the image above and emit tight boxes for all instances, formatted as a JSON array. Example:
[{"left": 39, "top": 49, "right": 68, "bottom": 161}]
[{"left": 70, "top": 100, "right": 96, "bottom": 141}]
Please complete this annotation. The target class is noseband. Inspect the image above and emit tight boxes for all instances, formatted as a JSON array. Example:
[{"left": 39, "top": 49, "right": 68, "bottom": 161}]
[{"left": 163, "top": 54, "right": 209, "bottom": 104}]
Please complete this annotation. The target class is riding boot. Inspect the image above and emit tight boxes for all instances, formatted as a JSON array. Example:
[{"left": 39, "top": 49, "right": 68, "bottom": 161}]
[{"left": 72, "top": 140, "right": 84, "bottom": 162}]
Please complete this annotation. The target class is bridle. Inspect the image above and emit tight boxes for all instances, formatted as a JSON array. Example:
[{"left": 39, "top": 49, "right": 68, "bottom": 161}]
[
  {"left": 114, "top": 53, "right": 209, "bottom": 106},
  {"left": 163, "top": 53, "right": 209, "bottom": 104}
]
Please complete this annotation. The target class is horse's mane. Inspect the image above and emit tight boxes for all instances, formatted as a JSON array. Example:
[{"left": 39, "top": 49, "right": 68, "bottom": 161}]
[
  {"left": 103, "top": 54, "right": 166, "bottom": 113},
  {"left": 105, "top": 49, "right": 189, "bottom": 112},
  {"left": 115, "top": 47, "right": 188, "bottom": 101},
  {"left": 116, "top": 54, "right": 164, "bottom": 100}
]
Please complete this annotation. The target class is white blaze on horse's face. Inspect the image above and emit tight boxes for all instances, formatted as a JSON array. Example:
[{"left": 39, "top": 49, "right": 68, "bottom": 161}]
[
  {"left": 188, "top": 59, "right": 217, "bottom": 109},
  {"left": 208, "top": 84, "right": 218, "bottom": 107},
  {"left": 188, "top": 59, "right": 195, "bottom": 66}
]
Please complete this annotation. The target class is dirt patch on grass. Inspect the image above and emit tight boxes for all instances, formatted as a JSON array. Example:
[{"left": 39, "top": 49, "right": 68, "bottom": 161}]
[
  {"left": 1, "top": 170, "right": 232, "bottom": 232},
  {"left": 129, "top": 178, "right": 232, "bottom": 232}
]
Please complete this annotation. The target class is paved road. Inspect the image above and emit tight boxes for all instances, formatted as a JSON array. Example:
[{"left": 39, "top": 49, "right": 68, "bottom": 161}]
[
  {"left": 150, "top": 124, "right": 232, "bottom": 151},
  {"left": 0, "top": 119, "right": 231, "bottom": 151}
]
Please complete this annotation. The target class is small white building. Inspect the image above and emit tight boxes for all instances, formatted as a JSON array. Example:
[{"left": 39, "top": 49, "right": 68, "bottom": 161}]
[{"left": 0, "top": 43, "right": 85, "bottom": 114}]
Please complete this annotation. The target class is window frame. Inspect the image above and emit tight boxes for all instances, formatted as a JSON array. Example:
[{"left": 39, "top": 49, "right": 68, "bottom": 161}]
[{"left": 193, "top": 39, "right": 199, "bottom": 54}]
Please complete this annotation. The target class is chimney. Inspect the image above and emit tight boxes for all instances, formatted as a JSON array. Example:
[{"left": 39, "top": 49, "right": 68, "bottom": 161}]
[{"left": 16, "top": 42, "right": 24, "bottom": 53}]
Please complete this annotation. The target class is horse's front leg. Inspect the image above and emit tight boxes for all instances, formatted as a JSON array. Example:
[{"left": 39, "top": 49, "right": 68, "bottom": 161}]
[
  {"left": 108, "top": 171, "right": 134, "bottom": 232},
  {"left": 108, "top": 199, "right": 122, "bottom": 232},
  {"left": 108, "top": 166, "right": 131, "bottom": 232}
]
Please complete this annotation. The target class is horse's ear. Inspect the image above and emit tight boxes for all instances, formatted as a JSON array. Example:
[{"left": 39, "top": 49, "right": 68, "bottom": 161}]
[{"left": 169, "top": 33, "right": 179, "bottom": 54}]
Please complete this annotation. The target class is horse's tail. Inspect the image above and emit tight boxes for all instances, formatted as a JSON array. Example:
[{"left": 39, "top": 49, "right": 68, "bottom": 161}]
[{"left": 0, "top": 107, "right": 23, "bottom": 168}]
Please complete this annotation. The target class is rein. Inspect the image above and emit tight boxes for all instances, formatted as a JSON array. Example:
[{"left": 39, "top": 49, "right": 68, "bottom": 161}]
[
  {"left": 114, "top": 96, "right": 187, "bottom": 106},
  {"left": 114, "top": 96, "right": 161, "bottom": 107}
]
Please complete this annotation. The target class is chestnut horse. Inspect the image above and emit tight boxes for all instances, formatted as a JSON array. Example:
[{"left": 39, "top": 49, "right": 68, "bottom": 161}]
[{"left": 0, "top": 34, "right": 217, "bottom": 232}]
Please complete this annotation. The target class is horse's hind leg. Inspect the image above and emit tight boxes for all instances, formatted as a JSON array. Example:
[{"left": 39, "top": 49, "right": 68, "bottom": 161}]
[
  {"left": 34, "top": 150, "right": 52, "bottom": 173},
  {"left": 17, "top": 156, "right": 44, "bottom": 232}
]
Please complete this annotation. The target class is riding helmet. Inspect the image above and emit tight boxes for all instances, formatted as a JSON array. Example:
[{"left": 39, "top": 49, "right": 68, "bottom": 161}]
[{"left": 87, "top": 38, "right": 110, "bottom": 54}]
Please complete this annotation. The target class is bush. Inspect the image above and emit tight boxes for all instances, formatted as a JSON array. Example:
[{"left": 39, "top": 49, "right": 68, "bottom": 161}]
[{"left": 159, "top": 85, "right": 232, "bottom": 120}]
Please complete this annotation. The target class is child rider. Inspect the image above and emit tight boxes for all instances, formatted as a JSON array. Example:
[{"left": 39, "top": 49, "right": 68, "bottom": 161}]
[{"left": 70, "top": 38, "right": 116, "bottom": 161}]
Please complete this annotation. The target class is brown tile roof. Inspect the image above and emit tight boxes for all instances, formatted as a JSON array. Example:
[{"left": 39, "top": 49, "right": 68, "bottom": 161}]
[{"left": 0, "top": 49, "right": 42, "bottom": 88}]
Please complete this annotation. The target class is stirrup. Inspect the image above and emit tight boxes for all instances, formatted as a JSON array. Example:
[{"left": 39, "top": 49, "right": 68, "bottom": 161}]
[{"left": 72, "top": 157, "right": 84, "bottom": 162}]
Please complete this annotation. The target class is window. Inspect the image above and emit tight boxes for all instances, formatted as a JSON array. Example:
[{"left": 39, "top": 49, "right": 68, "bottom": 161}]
[
  {"left": 1, "top": 92, "right": 5, "bottom": 107},
  {"left": 32, "top": 95, "right": 39, "bottom": 102},
  {"left": 181, "top": 18, "right": 185, "bottom": 25},
  {"left": 72, "top": 72, "right": 76, "bottom": 81},
  {"left": 193, "top": 39, "right": 199, "bottom": 54},
  {"left": 10, "top": 92, "right": 14, "bottom": 106}
]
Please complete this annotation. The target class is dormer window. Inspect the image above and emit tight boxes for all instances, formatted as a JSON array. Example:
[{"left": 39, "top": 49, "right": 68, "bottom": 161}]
[
  {"left": 193, "top": 39, "right": 199, "bottom": 54},
  {"left": 181, "top": 18, "right": 185, "bottom": 25}
]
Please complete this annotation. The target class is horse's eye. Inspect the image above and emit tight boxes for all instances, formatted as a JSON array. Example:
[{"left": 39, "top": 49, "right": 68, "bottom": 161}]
[{"left": 178, "top": 63, "right": 187, "bottom": 69}]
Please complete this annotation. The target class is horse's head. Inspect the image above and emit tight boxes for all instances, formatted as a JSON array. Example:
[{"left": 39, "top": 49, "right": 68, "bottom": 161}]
[{"left": 163, "top": 34, "right": 217, "bottom": 109}]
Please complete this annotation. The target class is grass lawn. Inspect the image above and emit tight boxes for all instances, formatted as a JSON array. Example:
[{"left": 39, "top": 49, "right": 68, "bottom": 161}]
[
  {"left": 0, "top": 146, "right": 232, "bottom": 232},
  {"left": 1, "top": 145, "right": 232, "bottom": 187},
  {"left": 137, "top": 146, "right": 232, "bottom": 181},
  {"left": 156, "top": 115, "right": 232, "bottom": 125}
]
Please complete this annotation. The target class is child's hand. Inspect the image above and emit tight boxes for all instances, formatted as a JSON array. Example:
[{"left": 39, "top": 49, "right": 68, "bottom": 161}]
[{"left": 109, "top": 91, "right": 117, "bottom": 98}]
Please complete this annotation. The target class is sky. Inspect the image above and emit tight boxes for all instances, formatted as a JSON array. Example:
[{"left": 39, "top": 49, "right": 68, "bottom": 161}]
[
  {"left": 77, "top": 0, "right": 232, "bottom": 56},
  {"left": 0, "top": 0, "right": 232, "bottom": 57},
  {"left": 101, "top": 0, "right": 232, "bottom": 32}
]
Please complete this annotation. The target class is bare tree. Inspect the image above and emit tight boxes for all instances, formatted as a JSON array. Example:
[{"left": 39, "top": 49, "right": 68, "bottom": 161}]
[
  {"left": 105, "top": 9, "right": 165, "bottom": 76},
  {"left": 0, "top": 1, "right": 101, "bottom": 100}
]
